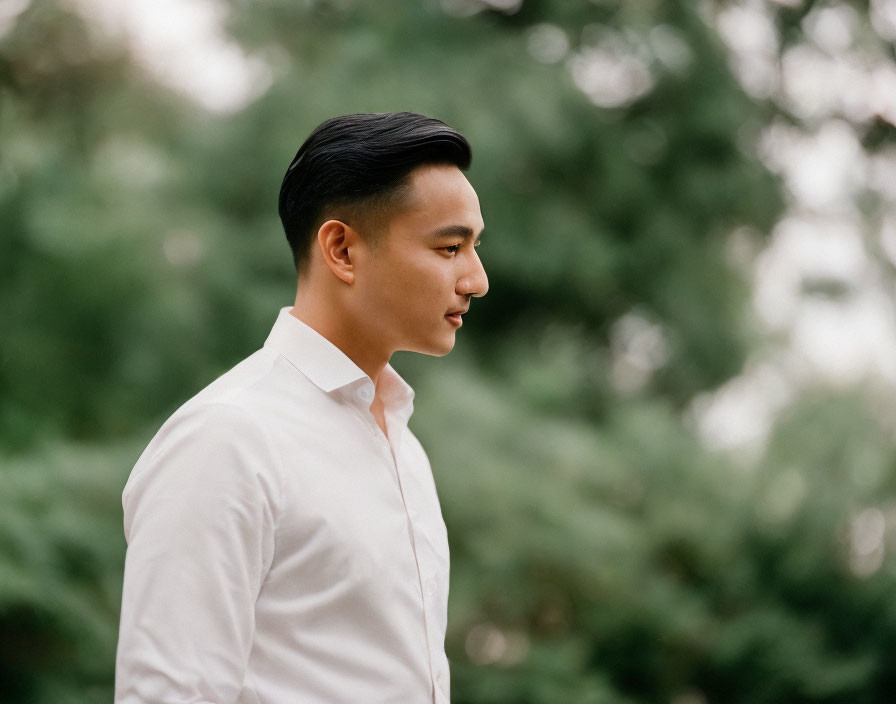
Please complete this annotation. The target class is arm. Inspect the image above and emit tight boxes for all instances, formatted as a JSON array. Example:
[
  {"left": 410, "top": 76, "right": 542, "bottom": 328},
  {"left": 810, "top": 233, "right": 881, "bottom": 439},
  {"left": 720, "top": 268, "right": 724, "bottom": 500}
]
[{"left": 115, "top": 403, "right": 280, "bottom": 704}]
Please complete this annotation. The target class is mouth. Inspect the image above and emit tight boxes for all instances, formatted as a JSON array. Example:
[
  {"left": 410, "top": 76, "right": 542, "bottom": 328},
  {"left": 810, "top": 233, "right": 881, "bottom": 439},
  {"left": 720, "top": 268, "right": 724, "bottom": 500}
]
[{"left": 445, "top": 307, "right": 467, "bottom": 327}]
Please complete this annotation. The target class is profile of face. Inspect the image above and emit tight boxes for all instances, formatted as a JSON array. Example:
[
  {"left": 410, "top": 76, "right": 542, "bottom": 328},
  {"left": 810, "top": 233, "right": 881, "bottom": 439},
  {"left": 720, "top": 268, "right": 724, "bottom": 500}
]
[{"left": 351, "top": 164, "right": 489, "bottom": 357}]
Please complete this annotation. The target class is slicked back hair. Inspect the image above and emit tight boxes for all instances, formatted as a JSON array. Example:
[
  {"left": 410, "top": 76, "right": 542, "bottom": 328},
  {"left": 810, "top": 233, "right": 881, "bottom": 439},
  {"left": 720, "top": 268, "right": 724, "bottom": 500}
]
[{"left": 278, "top": 112, "right": 473, "bottom": 274}]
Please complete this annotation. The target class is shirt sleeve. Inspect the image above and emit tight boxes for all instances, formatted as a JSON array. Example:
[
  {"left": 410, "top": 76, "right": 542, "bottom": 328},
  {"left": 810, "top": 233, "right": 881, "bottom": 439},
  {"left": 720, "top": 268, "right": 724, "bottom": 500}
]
[{"left": 115, "top": 402, "right": 281, "bottom": 704}]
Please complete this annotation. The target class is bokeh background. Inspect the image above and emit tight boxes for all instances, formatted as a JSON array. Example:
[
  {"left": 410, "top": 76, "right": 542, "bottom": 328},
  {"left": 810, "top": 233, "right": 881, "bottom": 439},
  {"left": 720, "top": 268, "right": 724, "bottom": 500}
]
[{"left": 3, "top": 0, "right": 896, "bottom": 702}]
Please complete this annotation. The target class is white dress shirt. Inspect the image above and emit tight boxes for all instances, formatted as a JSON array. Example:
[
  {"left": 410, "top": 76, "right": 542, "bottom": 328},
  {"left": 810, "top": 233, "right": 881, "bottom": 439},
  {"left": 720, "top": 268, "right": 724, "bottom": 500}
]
[{"left": 115, "top": 307, "right": 451, "bottom": 703}]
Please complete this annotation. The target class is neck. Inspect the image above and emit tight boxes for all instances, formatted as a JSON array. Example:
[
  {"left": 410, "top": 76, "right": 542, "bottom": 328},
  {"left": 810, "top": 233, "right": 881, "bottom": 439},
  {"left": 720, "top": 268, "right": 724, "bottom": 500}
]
[{"left": 290, "top": 286, "right": 390, "bottom": 386}]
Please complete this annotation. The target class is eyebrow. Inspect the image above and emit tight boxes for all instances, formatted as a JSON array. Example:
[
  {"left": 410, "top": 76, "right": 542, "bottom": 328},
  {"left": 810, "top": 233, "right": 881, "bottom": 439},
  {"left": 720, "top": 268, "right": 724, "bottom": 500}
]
[{"left": 426, "top": 225, "right": 484, "bottom": 243}]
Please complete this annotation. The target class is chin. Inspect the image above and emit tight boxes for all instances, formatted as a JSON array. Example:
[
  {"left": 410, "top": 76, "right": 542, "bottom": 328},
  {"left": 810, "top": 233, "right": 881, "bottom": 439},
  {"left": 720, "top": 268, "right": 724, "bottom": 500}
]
[{"left": 411, "top": 336, "right": 456, "bottom": 357}]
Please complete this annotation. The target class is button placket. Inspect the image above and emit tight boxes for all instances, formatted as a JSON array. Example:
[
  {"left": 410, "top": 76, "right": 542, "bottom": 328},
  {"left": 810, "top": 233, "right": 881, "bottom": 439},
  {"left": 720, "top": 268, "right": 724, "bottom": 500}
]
[
  {"left": 344, "top": 384, "right": 440, "bottom": 689},
  {"left": 384, "top": 429, "right": 439, "bottom": 691}
]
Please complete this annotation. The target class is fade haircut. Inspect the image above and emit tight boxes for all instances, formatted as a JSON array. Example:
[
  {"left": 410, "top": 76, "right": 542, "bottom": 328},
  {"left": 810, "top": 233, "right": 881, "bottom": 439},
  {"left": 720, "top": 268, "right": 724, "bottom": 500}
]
[{"left": 278, "top": 112, "right": 473, "bottom": 274}]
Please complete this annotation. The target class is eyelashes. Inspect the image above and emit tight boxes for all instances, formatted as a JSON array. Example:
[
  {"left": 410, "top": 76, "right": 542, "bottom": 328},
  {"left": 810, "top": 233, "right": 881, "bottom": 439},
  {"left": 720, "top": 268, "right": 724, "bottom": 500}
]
[{"left": 440, "top": 241, "right": 481, "bottom": 255}]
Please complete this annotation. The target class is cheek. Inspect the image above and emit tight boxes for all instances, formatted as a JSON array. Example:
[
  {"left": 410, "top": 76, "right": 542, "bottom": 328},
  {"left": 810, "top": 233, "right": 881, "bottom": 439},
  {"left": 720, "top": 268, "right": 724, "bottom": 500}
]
[
  {"left": 367, "top": 250, "right": 454, "bottom": 313},
  {"left": 393, "top": 256, "right": 448, "bottom": 290},
  {"left": 365, "top": 263, "right": 425, "bottom": 316}
]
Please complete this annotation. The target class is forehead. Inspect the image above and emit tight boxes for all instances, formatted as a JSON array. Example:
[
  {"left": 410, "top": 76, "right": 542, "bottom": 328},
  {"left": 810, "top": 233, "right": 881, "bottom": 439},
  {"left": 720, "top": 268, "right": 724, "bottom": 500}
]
[{"left": 391, "top": 164, "right": 484, "bottom": 234}]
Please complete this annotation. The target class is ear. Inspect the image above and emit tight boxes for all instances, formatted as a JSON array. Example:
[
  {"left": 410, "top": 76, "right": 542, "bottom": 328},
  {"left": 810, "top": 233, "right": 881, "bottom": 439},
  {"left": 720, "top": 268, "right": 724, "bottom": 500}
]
[{"left": 316, "top": 219, "right": 358, "bottom": 285}]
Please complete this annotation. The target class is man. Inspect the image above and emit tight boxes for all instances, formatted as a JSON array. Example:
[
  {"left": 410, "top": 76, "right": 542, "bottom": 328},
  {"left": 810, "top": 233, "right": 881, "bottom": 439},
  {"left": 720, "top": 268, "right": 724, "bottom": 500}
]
[{"left": 115, "top": 112, "right": 488, "bottom": 703}]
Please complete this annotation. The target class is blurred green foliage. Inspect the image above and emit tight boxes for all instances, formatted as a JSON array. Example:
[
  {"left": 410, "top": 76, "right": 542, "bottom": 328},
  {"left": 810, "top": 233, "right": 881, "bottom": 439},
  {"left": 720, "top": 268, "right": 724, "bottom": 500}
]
[{"left": 2, "top": 0, "right": 896, "bottom": 702}]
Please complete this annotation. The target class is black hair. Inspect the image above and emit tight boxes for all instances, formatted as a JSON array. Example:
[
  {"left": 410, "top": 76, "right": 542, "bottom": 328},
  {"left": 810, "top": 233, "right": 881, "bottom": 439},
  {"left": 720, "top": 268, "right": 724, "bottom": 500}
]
[{"left": 278, "top": 112, "right": 472, "bottom": 273}]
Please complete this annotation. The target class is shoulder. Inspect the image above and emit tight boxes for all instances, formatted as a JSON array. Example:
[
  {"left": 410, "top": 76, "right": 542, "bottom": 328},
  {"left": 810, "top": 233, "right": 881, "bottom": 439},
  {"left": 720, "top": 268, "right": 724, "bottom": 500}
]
[
  {"left": 133, "top": 345, "right": 299, "bottom": 470},
  {"left": 123, "top": 399, "right": 284, "bottom": 536},
  {"left": 152, "top": 400, "right": 272, "bottom": 455}
]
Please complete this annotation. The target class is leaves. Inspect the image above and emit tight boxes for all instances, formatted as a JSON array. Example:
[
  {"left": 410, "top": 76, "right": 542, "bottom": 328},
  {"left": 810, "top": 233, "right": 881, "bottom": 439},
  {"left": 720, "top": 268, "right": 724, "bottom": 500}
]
[{"left": 2, "top": 0, "right": 895, "bottom": 702}]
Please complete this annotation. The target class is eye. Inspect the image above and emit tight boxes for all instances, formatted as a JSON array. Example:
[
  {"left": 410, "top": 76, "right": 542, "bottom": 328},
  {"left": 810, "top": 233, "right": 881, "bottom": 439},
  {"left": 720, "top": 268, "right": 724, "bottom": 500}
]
[{"left": 441, "top": 244, "right": 460, "bottom": 255}]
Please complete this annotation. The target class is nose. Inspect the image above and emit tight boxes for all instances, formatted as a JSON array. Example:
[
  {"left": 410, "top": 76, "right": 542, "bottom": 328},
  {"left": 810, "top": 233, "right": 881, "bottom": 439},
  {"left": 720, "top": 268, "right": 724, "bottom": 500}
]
[{"left": 457, "top": 248, "right": 489, "bottom": 298}]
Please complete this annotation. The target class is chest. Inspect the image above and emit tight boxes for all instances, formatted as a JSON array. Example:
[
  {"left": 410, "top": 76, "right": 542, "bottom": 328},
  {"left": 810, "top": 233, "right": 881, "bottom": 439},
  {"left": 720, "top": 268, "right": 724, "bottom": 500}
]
[{"left": 261, "top": 403, "right": 449, "bottom": 600}]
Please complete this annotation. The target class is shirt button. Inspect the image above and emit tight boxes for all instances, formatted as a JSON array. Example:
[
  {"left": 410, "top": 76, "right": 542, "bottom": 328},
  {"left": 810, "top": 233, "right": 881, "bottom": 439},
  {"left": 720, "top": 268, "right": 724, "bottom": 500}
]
[
  {"left": 356, "top": 387, "right": 373, "bottom": 403},
  {"left": 425, "top": 578, "right": 438, "bottom": 597}
]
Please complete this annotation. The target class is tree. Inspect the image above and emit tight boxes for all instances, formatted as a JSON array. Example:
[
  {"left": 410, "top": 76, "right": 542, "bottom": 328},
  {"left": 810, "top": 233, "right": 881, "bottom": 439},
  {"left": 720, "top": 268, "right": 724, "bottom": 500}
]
[{"left": 3, "top": 0, "right": 895, "bottom": 702}]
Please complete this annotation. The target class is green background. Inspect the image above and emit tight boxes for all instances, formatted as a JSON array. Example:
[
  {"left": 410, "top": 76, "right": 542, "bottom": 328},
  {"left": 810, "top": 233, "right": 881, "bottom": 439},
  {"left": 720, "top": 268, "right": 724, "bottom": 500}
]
[{"left": 3, "top": 1, "right": 896, "bottom": 702}]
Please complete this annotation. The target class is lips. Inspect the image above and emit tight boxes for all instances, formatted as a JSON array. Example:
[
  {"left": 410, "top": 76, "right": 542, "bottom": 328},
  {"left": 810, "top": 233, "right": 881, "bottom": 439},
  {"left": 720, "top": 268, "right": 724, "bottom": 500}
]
[{"left": 445, "top": 308, "right": 467, "bottom": 327}]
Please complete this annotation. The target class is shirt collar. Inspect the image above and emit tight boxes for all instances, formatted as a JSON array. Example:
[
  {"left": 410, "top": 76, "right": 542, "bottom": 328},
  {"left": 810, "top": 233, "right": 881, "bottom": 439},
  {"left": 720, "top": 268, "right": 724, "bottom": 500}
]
[{"left": 264, "top": 307, "right": 415, "bottom": 418}]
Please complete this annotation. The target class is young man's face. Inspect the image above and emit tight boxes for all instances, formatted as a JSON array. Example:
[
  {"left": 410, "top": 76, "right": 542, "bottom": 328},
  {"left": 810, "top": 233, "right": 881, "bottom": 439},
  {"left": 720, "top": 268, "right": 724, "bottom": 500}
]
[{"left": 353, "top": 163, "right": 488, "bottom": 357}]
